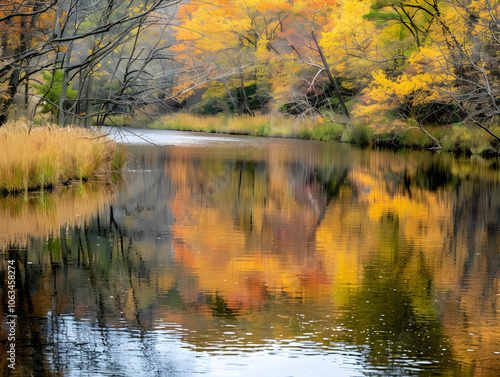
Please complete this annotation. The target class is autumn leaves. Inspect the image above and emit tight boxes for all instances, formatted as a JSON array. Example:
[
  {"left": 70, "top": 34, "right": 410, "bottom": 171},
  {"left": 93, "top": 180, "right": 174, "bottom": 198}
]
[
  {"left": 172, "top": 0, "right": 500, "bottom": 142},
  {"left": 2, "top": 0, "right": 500, "bottom": 141}
]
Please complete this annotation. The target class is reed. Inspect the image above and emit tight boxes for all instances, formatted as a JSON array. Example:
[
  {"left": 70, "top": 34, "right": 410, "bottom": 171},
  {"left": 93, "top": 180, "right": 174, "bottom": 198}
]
[{"left": 0, "top": 120, "right": 123, "bottom": 193}]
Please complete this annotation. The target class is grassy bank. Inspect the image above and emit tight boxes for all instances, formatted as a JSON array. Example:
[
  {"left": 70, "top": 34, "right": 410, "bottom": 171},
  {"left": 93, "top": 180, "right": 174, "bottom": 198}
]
[
  {"left": 135, "top": 113, "right": 500, "bottom": 156},
  {"left": 0, "top": 121, "right": 126, "bottom": 193}
]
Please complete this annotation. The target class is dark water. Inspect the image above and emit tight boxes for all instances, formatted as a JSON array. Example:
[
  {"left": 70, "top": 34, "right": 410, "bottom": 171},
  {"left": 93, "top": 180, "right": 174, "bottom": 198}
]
[{"left": 1, "top": 129, "right": 500, "bottom": 376}]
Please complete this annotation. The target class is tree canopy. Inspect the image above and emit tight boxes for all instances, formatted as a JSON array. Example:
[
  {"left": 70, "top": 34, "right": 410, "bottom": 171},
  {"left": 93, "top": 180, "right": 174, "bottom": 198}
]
[
  {"left": 1, "top": 0, "right": 500, "bottom": 139},
  {"left": 171, "top": 0, "right": 500, "bottom": 140}
]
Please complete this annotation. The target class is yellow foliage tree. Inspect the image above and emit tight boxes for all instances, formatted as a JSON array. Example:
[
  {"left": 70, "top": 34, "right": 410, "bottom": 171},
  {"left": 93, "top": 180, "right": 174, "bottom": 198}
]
[{"left": 173, "top": 0, "right": 294, "bottom": 114}]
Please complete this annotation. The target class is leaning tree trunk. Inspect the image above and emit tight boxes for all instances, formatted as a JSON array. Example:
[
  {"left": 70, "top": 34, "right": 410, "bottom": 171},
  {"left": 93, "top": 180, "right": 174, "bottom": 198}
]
[{"left": 311, "top": 31, "right": 350, "bottom": 119}]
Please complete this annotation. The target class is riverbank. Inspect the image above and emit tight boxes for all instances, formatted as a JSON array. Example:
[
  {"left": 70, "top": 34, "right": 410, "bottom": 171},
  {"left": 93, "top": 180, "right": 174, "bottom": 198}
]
[
  {"left": 0, "top": 121, "right": 127, "bottom": 193},
  {"left": 104, "top": 113, "right": 500, "bottom": 156}
]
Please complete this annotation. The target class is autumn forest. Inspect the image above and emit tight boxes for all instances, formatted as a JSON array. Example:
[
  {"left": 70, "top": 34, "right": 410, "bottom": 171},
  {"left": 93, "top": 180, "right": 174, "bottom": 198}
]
[
  {"left": 1, "top": 1, "right": 500, "bottom": 376},
  {"left": 1, "top": 0, "right": 500, "bottom": 145}
]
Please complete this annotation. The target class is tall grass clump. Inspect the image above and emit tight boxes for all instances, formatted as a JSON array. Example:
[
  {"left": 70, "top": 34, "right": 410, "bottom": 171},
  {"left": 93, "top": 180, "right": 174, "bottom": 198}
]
[
  {"left": 387, "top": 123, "right": 500, "bottom": 155},
  {"left": 0, "top": 120, "right": 124, "bottom": 193},
  {"left": 156, "top": 114, "right": 354, "bottom": 142},
  {"left": 226, "top": 114, "right": 273, "bottom": 135}
]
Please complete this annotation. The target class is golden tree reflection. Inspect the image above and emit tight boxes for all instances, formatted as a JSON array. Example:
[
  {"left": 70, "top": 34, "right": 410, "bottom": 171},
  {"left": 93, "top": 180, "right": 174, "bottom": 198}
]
[
  {"left": 165, "top": 145, "right": 500, "bottom": 374},
  {"left": 1, "top": 142, "right": 499, "bottom": 376}
]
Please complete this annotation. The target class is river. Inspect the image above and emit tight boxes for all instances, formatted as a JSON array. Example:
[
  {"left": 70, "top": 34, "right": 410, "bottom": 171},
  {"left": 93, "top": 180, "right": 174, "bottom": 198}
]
[{"left": 1, "top": 128, "right": 500, "bottom": 376}]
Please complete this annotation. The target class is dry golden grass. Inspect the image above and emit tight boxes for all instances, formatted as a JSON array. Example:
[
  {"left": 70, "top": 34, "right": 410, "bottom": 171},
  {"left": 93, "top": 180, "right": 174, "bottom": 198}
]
[{"left": 0, "top": 121, "right": 117, "bottom": 192}]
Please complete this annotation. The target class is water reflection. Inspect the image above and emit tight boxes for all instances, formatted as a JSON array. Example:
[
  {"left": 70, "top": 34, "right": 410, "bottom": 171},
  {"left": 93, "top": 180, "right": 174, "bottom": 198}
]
[
  {"left": 1, "top": 131, "right": 500, "bottom": 376},
  {"left": 0, "top": 183, "right": 113, "bottom": 248}
]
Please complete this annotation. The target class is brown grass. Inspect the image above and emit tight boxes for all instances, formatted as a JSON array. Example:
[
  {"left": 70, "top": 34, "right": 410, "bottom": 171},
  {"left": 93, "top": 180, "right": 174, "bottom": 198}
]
[{"left": 0, "top": 120, "right": 120, "bottom": 193}]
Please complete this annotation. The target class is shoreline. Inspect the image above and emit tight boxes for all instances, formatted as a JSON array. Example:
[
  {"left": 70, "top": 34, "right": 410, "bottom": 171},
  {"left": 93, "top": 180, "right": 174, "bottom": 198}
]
[{"left": 105, "top": 114, "right": 500, "bottom": 157}]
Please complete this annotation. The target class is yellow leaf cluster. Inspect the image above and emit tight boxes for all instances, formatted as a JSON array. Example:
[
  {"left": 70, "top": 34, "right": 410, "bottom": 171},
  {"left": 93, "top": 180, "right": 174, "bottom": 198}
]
[
  {"left": 354, "top": 44, "right": 450, "bottom": 120},
  {"left": 319, "top": 0, "right": 385, "bottom": 81}
]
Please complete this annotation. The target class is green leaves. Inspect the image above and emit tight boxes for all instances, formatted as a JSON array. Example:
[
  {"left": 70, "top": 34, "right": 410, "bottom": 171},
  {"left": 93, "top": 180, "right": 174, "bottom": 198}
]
[
  {"left": 31, "top": 70, "right": 77, "bottom": 118},
  {"left": 362, "top": 10, "right": 400, "bottom": 21}
]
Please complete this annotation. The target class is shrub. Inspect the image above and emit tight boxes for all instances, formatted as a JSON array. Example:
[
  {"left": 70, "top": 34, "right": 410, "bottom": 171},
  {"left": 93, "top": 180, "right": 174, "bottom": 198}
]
[
  {"left": 340, "top": 124, "right": 373, "bottom": 145},
  {"left": 297, "top": 128, "right": 313, "bottom": 140},
  {"left": 31, "top": 70, "right": 77, "bottom": 119},
  {"left": 312, "top": 122, "right": 344, "bottom": 141},
  {"left": 255, "top": 122, "right": 271, "bottom": 136}
]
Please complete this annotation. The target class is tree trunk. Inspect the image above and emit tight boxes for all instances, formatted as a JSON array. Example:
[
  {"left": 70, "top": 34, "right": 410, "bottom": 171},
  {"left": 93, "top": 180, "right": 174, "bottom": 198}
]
[
  {"left": 215, "top": 63, "right": 238, "bottom": 114},
  {"left": 311, "top": 31, "right": 350, "bottom": 119},
  {"left": 240, "top": 72, "right": 254, "bottom": 116},
  {"left": 0, "top": 68, "right": 21, "bottom": 126},
  {"left": 58, "top": 43, "right": 74, "bottom": 126}
]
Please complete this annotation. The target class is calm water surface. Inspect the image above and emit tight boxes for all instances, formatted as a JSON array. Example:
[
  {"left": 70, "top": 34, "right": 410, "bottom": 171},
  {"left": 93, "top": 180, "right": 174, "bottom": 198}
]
[{"left": 1, "top": 129, "right": 500, "bottom": 376}]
